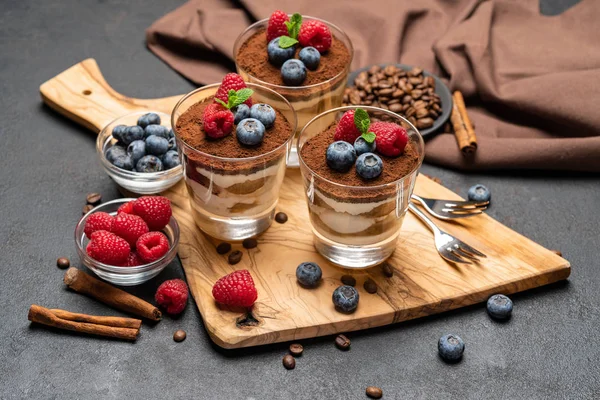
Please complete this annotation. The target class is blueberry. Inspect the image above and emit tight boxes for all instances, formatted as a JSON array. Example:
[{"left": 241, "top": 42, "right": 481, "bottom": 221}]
[
  {"left": 236, "top": 118, "right": 265, "bottom": 146},
  {"left": 467, "top": 184, "right": 491, "bottom": 202},
  {"left": 281, "top": 59, "right": 307, "bottom": 86},
  {"left": 332, "top": 285, "right": 359, "bottom": 313},
  {"left": 326, "top": 141, "right": 357, "bottom": 172},
  {"left": 354, "top": 136, "right": 376, "bottom": 156},
  {"left": 111, "top": 124, "right": 128, "bottom": 142},
  {"left": 105, "top": 145, "right": 127, "bottom": 163},
  {"left": 356, "top": 152, "right": 383, "bottom": 180},
  {"left": 267, "top": 37, "right": 295, "bottom": 67},
  {"left": 127, "top": 140, "right": 146, "bottom": 165},
  {"left": 299, "top": 46, "right": 320, "bottom": 71},
  {"left": 145, "top": 135, "right": 169, "bottom": 156},
  {"left": 168, "top": 137, "right": 177, "bottom": 150},
  {"left": 232, "top": 104, "right": 250, "bottom": 124},
  {"left": 121, "top": 126, "right": 144, "bottom": 145},
  {"left": 136, "top": 155, "right": 163, "bottom": 173},
  {"left": 111, "top": 154, "right": 134, "bottom": 171},
  {"left": 487, "top": 294, "right": 513, "bottom": 320},
  {"left": 249, "top": 103, "right": 276, "bottom": 129},
  {"left": 144, "top": 124, "right": 169, "bottom": 139},
  {"left": 438, "top": 334, "right": 465, "bottom": 362},
  {"left": 137, "top": 112, "right": 161, "bottom": 128},
  {"left": 168, "top": 128, "right": 175, "bottom": 138},
  {"left": 296, "top": 262, "right": 322, "bottom": 288},
  {"left": 162, "top": 150, "right": 180, "bottom": 170}
]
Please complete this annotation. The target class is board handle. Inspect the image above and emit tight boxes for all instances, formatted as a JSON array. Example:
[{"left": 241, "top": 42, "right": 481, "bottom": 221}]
[{"left": 40, "top": 58, "right": 183, "bottom": 133}]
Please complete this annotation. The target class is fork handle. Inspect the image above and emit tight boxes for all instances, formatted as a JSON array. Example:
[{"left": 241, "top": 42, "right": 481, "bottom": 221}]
[{"left": 408, "top": 203, "right": 442, "bottom": 235}]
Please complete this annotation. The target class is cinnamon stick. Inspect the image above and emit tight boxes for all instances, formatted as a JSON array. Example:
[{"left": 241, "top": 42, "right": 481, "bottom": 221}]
[
  {"left": 49, "top": 308, "right": 141, "bottom": 329},
  {"left": 63, "top": 267, "right": 162, "bottom": 321},
  {"left": 28, "top": 305, "right": 139, "bottom": 341},
  {"left": 450, "top": 91, "right": 477, "bottom": 155}
]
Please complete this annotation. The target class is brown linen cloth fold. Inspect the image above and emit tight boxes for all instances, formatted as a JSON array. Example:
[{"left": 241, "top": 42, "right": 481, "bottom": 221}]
[{"left": 147, "top": 0, "right": 600, "bottom": 171}]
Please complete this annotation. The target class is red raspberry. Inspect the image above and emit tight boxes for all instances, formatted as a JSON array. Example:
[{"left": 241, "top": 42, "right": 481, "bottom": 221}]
[
  {"left": 136, "top": 231, "right": 170, "bottom": 263},
  {"left": 112, "top": 213, "right": 149, "bottom": 247},
  {"left": 214, "top": 73, "right": 252, "bottom": 107},
  {"left": 155, "top": 279, "right": 189, "bottom": 314},
  {"left": 132, "top": 196, "right": 172, "bottom": 231},
  {"left": 117, "top": 201, "right": 134, "bottom": 214},
  {"left": 86, "top": 230, "right": 130, "bottom": 265},
  {"left": 212, "top": 270, "right": 258, "bottom": 308},
  {"left": 267, "top": 10, "right": 290, "bottom": 42},
  {"left": 298, "top": 20, "right": 332, "bottom": 53},
  {"left": 203, "top": 103, "right": 235, "bottom": 139},
  {"left": 372, "top": 122, "right": 409, "bottom": 157},
  {"left": 333, "top": 110, "right": 361, "bottom": 143},
  {"left": 124, "top": 251, "right": 143, "bottom": 267},
  {"left": 84, "top": 212, "right": 114, "bottom": 239}
]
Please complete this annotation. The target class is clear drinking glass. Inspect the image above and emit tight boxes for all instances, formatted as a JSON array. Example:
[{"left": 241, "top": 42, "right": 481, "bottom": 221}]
[
  {"left": 171, "top": 83, "right": 298, "bottom": 241},
  {"left": 298, "top": 106, "right": 425, "bottom": 268},
  {"left": 233, "top": 16, "right": 354, "bottom": 167}
]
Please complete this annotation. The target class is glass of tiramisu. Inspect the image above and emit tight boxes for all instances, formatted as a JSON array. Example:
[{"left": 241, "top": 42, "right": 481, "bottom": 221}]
[
  {"left": 298, "top": 106, "right": 424, "bottom": 268},
  {"left": 234, "top": 11, "right": 353, "bottom": 166},
  {"left": 172, "top": 74, "right": 297, "bottom": 241}
]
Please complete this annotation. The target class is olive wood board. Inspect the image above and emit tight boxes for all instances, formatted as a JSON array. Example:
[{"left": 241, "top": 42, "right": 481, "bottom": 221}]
[{"left": 41, "top": 59, "right": 571, "bottom": 348}]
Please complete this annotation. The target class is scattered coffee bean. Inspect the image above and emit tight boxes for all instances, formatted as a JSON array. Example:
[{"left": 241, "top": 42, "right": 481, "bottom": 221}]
[
  {"left": 275, "top": 212, "right": 288, "bottom": 224},
  {"left": 366, "top": 386, "right": 383, "bottom": 399},
  {"left": 381, "top": 263, "right": 394, "bottom": 278},
  {"left": 56, "top": 257, "right": 70, "bottom": 269},
  {"left": 289, "top": 343, "right": 303, "bottom": 357},
  {"left": 335, "top": 334, "right": 351, "bottom": 350},
  {"left": 282, "top": 354, "right": 296, "bottom": 370},
  {"left": 173, "top": 330, "right": 186, "bottom": 342},
  {"left": 82, "top": 204, "right": 94, "bottom": 214},
  {"left": 216, "top": 242, "right": 231, "bottom": 254},
  {"left": 228, "top": 250, "right": 243, "bottom": 265},
  {"left": 86, "top": 192, "right": 102, "bottom": 205},
  {"left": 242, "top": 238, "right": 258, "bottom": 249},
  {"left": 363, "top": 279, "right": 378, "bottom": 294},
  {"left": 551, "top": 249, "right": 563, "bottom": 257},
  {"left": 340, "top": 275, "right": 356, "bottom": 286}
]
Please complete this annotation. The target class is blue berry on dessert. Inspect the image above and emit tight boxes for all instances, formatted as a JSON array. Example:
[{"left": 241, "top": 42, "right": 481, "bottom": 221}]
[
  {"left": 127, "top": 140, "right": 146, "bottom": 165},
  {"left": 137, "top": 112, "right": 161, "bottom": 129},
  {"left": 354, "top": 136, "right": 376, "bottom": 155},
  {"left": 162, "top": 150, "right": 181, "bottom": 170},
  {"left": 236, "top": 118, "right": 265, "bottom": 146},
  {"left": 105, "top": 145, "right": 127, "bottom": 163},
  {"left": 296, "top": 262, "right": 322, "bottom": 288},
  {"left": 145, "top": 135, "right": 169, "bottom": 156},
  {"left": 250, "top": 103, "right": 276, "bottom": 129},
  {"left": 112, "top": 153, "right": 134, "bottom": 170},
  {"left": 168, "top": 129, "right": 175, "bottom": 138},
  {"left": 121, "top": 125, "right": 144, "bottom": 145},
  {"left": 112, "top": 124, "right": 128, "bottom": 142},
  {"left": 232, "top": 104, "right": 250, "bottom": 124},
  {"left": 438, "top": 334, "right": 465, "bottom": 362},
  {"left": 136, "top": 155, "right": 163, "bottom": 172},
  {"left": 168, "top": 137, "right": 177, "bottom": 150},
  {"left": 486, "top": 294, "right": 513, "bottom": 320},
  {"left": 356, "top": 153, "right": 383, "bottom": 180},
  {"left": 144, "top": 124, "right": 169, "bottom": 139},
  {"left": 326, "top": 141, "right": 357, "bottom": 172},
  {"left": 467, "top": 184, "right": 491, "bottom": 202},
  {"left": 281, "top": 59, "right": 307, "bottom": 86},
  {"left": 267, "top": 37, "right": 296, "bottom": 67},
  {"left": 299, "top": 46, "right": 320, "bottom": 70},
  {"left": 332, "top": 285, "right": 359, "bottom": 313}
]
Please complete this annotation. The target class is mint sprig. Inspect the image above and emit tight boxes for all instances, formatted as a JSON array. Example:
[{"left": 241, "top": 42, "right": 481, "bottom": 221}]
[
  {"left": 214, "top": 88, "right": 254, "bottom": 109},
  {"left": 278, "top": 36, "right": 298, "bottom": 48},
  {"left": 278, "top": 13, "right": 302, "bottom": 49},
  {"left": 354, "top": 108, "right": 376, "bottom": 144}
]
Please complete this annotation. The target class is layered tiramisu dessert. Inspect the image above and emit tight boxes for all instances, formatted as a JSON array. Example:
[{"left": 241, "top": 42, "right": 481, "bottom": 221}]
[{"left": 173, "top": 74, "right": 296, "bottom": 240}]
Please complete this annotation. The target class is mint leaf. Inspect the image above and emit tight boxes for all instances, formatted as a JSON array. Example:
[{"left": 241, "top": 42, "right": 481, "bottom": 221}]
[
  {"left": 229, "top": 88, "right": 253, "bottom": 108},
  {"left": 285, "top": 13, "right": 302, "bottom": 39},
  {"left": 362, "top": 131, "right": 376, "bottom": 144},
  {"left": 214, "top": 98, "right": 228, "bottom": 108},
  {"left": 354, "top": 108, "right": 371, "bottom": 135},
  {"left": 279, "top": 35, "right": 299, "bottom": 49}
]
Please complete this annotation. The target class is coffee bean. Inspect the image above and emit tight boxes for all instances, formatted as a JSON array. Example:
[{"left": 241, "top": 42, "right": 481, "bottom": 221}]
[
  {"left": 366, "top": 386, "right": 383, "bottom": 399},
  {"left": 173, "top": 330, "right": 186, "bottom": 342},
  {"left": 392, "top": 89, "right": 404, "bottom": 99},
  {"left": 228, "top": 250, "right": 242, "bottom": 265},
  {"left": 411, "top": 89, "right": 423, "bottom": 99},
  {"left": 409, "top": 77, "right": 422, "bottom": 85},
  {"left": 402, "top": 95, "right": 412, "bottom": 105},
  {"left": 408, "top": 116, "right": 417, "bottom": 126},
  {"left": 416, "top": 108, "right": 429, "bottom": 119},
  {"left": 378, "top": 82, "right": 391, "bottom": 89},
  {"left": 350, "top": 92, "right": 361, "bottom": 105},
  {"left": 341, "top": 275, "right": 356, "bottom": 286},
  {"left": 389, "top": 103, "right": 403, "bottom": 113},
  {"left": 335, "top": 334, "right": 351, "bottom": 350},
  {"left": 384, "top": 65, "right": 397, "bottom": 76},
  {"left": 289, "top": 343, "right": 303, "bottom": 357},
  {"left": 56, "top": 257, "right": 70, "bottom": 269},
  {"left": 86, "top": 193, "right": 102, "bottom": 205},
  {"left": 368, "top": 65, "right": 381, "bottom": 75},
  {"left": 378, "top": 88, "right": 393, "bottom": 96},
  {"left": 382, "top": 262, "right": 394, "bottom": 277},
  {"left": 410, "top": 66, "right": 423, "bottom": 76},
  {"left": 416, "top": 117, "right": 434, "bottom": 129},
  {"left": 551, "top": 249, "right": 563, "bottom": 257},
  {"left": 275, "top": 212, "right": 288, "bottom": 224},
  {"left": 363, "top": 279, "right": 378, "bottom": 294},
  {"left": 82, "top": 204, "right": 94, "bottom": 214},
  {"left": 405, "top": 107, "right": 416, "bottom": 118},
  {"left": 216, "top": 242, "right": 231, "bottom": 254},
  {"left": 282, "top": 354, "right": 296, "bottom": 370},
  {"left": 242, "top": 238, "right": 258, "bottom": 249}
]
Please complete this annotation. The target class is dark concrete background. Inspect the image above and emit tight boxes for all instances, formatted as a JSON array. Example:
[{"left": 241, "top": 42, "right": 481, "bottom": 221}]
[{"left": 1, "top": 0, "right": 598, "bottom": 399}]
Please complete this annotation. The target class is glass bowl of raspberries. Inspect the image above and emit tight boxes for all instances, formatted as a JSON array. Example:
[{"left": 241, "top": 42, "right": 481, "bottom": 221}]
[
  {"left": 75, "top": 196, "right": 180, "bottom": 286},
  {"left": 97, "top": 111, "right": 183, "bottom": 195}
]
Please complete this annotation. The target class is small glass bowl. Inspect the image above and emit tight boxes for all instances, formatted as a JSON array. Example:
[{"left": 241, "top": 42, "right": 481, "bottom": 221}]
[
  {"left": 96, "top": 111, "right": 183, "bottom": 195},
  {"left": 75, "top": 198, "right": 180, "bottom": 286}
]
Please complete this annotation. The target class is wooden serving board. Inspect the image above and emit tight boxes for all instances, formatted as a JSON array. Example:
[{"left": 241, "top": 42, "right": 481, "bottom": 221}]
[{"left": 41, "top": 59, "right": 570, "bottom": 349}]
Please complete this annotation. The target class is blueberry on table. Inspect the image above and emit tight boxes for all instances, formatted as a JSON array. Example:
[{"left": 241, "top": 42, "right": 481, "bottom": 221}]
[
  {"left": 267, "top": 37, "right": 296, "bottom": 67},
  {"left": 136, "top": 155, "right": 163, "bottom": 173},
  {"left": 332, "top": 285, "right": 359, "bottom": 313},
  {"left": 145, "top": 135, "right": 169, "bottom": 156},
  {"left": 168, "top": 137, "right": 177, "bottom": 150},
  {"left": 105, "top": 145, "right": 127, "bottom": 163},
  {"left": 487, "top": 294, "right": 513, "bottom": 320},
  {"left": 296, "top": 262, "right": 322, "bottom": 288},
  {"left": 127, "top": 140, "right": 146, "bottom": 165},
  {"left": 137, "top": 112, "right": 161, "bottom": 128},
  {"left": 354, "top": 136, "right": 376, "bottom": 156},
  {"left": 356, "top": 152, "right": 383, "bottom": 180},
  {"left": 121, "top": 126, "right": 144, "bottom": 145},
  {"left": 144, "top": 124, "right": 169, "bottom": 139},
  {"left": 232, "top": 104, "right": 250, "bottom": 124},
  {"left": 249, "top": 103, "right": 276, "bottom": 129},
  {"left": 162, "top": 150, "right": 180, "bottom": 170},
  {"left": 111, "top": 124, "right": 128, "bottom": 142},
  {"left": 326, "top": 141, "right": 357, "bottom": 172},
  {"left": 112, "top": 154, "right": 134, "bottom": 170},
  {"left": 467, "top": 184, "right": 491, "bottom": 202},
  {"left": 281, "top": 59, "right": 307, "bottom": 86},
  {"left": 236, "top": 118, "right": 265, "bottom": 146},
  {"left": 438, "top": 334, "right": 465, "bottom": 362},
  {"left": 299, "top": 46, "right": 320, "bottom": 70}
]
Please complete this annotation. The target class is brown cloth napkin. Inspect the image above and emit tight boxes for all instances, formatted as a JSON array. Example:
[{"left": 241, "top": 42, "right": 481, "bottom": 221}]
[{"left": 147, "top": 0, "right": 600, "bottom": 171}]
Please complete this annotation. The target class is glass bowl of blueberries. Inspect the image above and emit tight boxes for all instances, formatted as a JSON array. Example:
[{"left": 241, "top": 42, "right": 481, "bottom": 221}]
[{"left": 96, "top": 111, "right": 183, "bottom": 194}]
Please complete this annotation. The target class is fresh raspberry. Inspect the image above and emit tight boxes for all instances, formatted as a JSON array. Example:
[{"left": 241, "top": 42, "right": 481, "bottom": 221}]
[
  {"left": 83, "top": 212, "right": 114, "bottom": 239},
  {"left": 136, "top": 231, "right": 170, "bottom": 263},
  {"left": 155, "top": 279, "right": 189, "bottom": 314},
  {"left": 333, "top": 110, "right": 361, "bottom": 143},
  {"left": 132, "top": 196, "right": 172, "bottom": 231},
  {"left": 214, "top": 73, "right": 252, "bottom": 107},
  {"left": 117, "top": 201, "right": 134, "bottom": 214},
  {"left": 203, "top": 103, "right": 235, "bottom": 139},
  {"left": 212, "top": 270, "right": 258, "bottom": 308},
  {"left": 86, "top": 230, "right": 130, "bottom": 265},
  {"left": 267, "top": 10, "right": 290, "bottom": 42},
  {"left": 298, "top": 20, "right": 332, "bottom": 53},
  {"left": 372, "top": 122, "right": 409, "bottom": 157},
  {"left": 124, "top": 251, "right": 143, "bottom": 267},
  {"left": 112, "top": 213, "right": 149, "bottom": 247}
]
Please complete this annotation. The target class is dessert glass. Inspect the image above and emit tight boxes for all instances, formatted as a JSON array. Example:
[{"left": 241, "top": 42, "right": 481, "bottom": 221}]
[
  {"left": 172, "top": 83, "right": 297, "bottom": 241},
  {"left": 298, "top": 106, "right": 424, "bottom": 268},
  {"left": 233, "top": 16, "right": 354, "bottom": 166}
]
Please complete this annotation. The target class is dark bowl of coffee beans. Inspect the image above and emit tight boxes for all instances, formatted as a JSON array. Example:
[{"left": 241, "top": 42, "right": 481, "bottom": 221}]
[{"left": 97, "top": 111, "right": 183, "bottom": 194}]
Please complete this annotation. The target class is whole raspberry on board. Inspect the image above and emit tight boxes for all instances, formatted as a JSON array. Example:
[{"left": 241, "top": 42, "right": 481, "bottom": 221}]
[
  {"left": 136, "top": 231, "right": 170, "bottom": 263},
  {"left": 124, "top": 251, "right": 143, "bottom": 267},
  {"left": 372, "top": 122, "right": 409, "bottom": 157},
  {"left": 117, "top": 201, "right": 134, "bottom": 214},
  {"left": 267, "top": 10, "right": 290, "bottom": 42},
  {"left": 83, "top": 212, "right": 114, "bottom": 239},
  {"left": 298, "top": 20, "right": 332, "bottom": 53},
  {"left": 132, "top": 196, "right": 172, "bottom": 231},
  {"left": 155, "top": 279, "right": 189, "bottom": 314},
  {"left": 214, "top": 73, "right": 252, "bottom": 107},
  {"left": 333, "top": 110, "right": 361, "bottom": 143},
  {"left": 203, "top": 103, "right": 235, "bottom": 139},
  {"left": 112, "top": 213, "right": 149, "bottom": 247},
  {"left": 212, "top": 269, "right": 258, "bottom": 308},
  {"left": 86, "top": 230, "right": 130, "bottom": 265}
]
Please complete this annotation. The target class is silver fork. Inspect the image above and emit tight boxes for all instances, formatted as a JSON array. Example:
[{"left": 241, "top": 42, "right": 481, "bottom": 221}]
[
  {"left": 411, "top": 194, "right": 489, "bottom": 220},
  {"left": 408, "top": 203, "right": 487, "bottom": 264}
]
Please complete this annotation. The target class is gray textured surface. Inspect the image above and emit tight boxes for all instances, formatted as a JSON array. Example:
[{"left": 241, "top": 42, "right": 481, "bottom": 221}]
[{"left": 1, "top": 0, "right": 598, "bottom": 399}]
